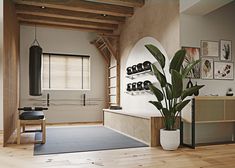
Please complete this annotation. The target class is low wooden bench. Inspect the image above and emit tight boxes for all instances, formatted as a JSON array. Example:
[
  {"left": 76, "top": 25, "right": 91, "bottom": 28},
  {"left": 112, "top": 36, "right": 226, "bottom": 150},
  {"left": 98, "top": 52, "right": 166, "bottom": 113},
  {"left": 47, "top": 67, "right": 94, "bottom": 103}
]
[
  {"left": 17, "top": 107, "right": 47, "bottom": 144},
  {"left": 103, "top": 109, "right": 165, "bottom": 147}
]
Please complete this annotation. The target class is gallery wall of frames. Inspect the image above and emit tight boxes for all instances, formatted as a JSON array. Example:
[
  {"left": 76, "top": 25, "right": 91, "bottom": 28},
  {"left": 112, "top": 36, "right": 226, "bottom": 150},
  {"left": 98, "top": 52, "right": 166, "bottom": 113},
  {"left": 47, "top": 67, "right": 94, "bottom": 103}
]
[{"left": 182, "top": 39, "right": 233, "bottom": 81}]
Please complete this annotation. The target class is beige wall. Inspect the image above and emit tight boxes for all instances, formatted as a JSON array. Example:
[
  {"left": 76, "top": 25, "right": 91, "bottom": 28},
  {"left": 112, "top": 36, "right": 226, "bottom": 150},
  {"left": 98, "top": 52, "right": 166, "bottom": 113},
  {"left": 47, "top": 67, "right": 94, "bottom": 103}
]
[
  {"left": 20, "top": 26, "right": 106, "bottom": 123},
  {"left": 180, "top": 1, "right": 235, "bottom": 96},
  {"left": 119, "top": 0, "right": 180, "bottom": 110},
  {"left": 3, "top": 0, "right": 20, "bottom": 145},
  {"left": 180, "top": 1, "right": 235, "bottom": 144}
]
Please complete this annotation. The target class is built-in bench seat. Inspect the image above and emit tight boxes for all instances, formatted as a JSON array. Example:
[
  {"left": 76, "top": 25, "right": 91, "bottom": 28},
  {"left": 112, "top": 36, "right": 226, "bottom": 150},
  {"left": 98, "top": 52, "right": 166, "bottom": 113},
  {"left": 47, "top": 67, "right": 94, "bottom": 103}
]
[{"left": 103, "top": 109, "right": 163, "bottom": 147}]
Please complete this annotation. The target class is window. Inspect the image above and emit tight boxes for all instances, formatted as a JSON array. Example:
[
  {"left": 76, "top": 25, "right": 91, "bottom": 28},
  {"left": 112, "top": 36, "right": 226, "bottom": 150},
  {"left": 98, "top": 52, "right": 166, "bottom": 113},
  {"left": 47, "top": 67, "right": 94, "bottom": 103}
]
[{"left": 42, "top": 53, "right": 90, "bottom": 90}]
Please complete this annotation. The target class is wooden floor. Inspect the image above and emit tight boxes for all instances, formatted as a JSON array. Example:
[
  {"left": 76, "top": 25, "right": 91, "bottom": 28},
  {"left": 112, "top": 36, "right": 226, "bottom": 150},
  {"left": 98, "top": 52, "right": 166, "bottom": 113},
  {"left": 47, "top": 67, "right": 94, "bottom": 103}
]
[{"left": 1, "top": 124, "right": 235, "bottom": 168}]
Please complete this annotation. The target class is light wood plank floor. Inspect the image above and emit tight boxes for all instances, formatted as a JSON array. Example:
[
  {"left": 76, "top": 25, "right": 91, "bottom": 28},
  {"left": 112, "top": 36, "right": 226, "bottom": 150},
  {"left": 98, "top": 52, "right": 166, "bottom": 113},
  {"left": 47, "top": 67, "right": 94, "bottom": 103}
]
[{"left": 1, "top": 124, "right": 235, "bottom": 168}]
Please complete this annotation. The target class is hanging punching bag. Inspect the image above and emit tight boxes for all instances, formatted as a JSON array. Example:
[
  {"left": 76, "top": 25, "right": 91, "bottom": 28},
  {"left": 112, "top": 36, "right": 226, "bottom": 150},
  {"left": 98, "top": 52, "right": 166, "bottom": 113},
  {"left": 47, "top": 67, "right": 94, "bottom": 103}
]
[{"left": 29, "top": 45, "right": 42, "bottom": 96}]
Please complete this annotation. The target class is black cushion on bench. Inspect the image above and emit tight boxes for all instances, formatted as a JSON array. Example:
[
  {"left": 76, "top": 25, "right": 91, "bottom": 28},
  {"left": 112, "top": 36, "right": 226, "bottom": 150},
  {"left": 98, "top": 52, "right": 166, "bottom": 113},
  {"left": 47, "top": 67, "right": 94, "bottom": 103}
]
[{"left": 19, "top": 111, "right": 45, "bottom": 120}]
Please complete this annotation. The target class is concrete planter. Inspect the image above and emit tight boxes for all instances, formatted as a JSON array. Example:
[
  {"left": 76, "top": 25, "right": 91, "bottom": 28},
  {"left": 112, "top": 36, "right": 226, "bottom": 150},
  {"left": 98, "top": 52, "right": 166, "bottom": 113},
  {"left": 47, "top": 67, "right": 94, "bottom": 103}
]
[{"left": 160, "top": 129, "right": 180, "bottom": 150}]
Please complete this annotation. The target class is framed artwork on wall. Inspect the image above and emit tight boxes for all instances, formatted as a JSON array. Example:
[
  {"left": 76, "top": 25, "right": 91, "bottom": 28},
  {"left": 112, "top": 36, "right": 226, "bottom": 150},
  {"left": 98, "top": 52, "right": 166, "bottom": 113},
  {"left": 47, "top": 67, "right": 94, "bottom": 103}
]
[
  {"left": 182, "top": 46, "right": 200, "bottom": 78},
  {"left": 220, "top": 40, "right": 232, "bottom": 61},
  {"left": 214, "top": 62, "right": 234, "bottom": 80},
  {"left": 201, "top": 40, "right": 219, "bottom": 57},
  {"left": 201, "top": 58, "right": 213, "bottom": 80}
]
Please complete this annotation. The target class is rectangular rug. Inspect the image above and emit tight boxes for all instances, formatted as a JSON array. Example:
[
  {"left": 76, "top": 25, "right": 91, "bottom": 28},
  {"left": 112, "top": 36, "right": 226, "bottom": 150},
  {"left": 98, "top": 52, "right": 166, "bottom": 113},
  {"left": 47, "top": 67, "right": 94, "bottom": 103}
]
[{"left": 34, "top": 126, "right": 148, "bottom": 155}]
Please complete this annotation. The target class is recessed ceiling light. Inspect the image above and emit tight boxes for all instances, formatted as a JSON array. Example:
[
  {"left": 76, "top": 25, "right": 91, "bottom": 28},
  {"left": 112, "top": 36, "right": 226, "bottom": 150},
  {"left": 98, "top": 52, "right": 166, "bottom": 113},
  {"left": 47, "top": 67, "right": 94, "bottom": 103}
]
[
  {"left": 41, "top": 6, "right": 46, "bottom": 9},
  {"left": 102, "top": 14, "right": 107, "bottom": 17}
]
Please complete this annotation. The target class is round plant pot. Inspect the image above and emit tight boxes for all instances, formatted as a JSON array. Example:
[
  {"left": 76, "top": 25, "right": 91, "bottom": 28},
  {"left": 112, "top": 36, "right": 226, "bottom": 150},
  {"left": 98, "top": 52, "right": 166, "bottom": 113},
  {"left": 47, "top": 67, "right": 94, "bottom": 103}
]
[{"left": 160, "top": 129, "right": 180, "bottom": 151}]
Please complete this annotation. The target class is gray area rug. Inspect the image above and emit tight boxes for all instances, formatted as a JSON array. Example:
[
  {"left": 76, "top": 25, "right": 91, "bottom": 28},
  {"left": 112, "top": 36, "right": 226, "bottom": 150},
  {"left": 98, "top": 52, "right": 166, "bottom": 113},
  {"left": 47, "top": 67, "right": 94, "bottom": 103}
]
[{"left": 34, "top": 126, "right": 148, "bottom": 155}]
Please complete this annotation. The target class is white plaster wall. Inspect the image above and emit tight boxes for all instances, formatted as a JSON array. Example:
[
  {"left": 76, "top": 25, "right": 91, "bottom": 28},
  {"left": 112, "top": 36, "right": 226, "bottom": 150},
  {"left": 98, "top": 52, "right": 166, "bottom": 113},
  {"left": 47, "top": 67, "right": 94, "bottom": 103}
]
[
  {"left": 180, "top": 0, "right": 200, "bottom": 13},
  {"left": 20, "top": 25, "right": 106, "bottom": 123},
  {"left": 123, "top": 37, "right": 170, "bottom": 115},
  {"left": 180, "top": 2, "right": 235, "bottom": 143},
  {"left": 0, "top": 0, "right": 3, "bottom": 130},
  {"left": 181, "top": 1, "right": 235, "bottom": 96},
  {"left": 120, "top": 0, "right": 180, "bottom": 114},
  {"left": 180, "top": 0, "right": 233, "bottom": 15}
]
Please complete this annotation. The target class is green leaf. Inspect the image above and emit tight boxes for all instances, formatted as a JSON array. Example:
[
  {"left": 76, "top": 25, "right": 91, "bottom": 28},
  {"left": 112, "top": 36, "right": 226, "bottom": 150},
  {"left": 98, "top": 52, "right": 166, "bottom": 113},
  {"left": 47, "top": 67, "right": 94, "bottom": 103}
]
[
  {"left": 152, "top": 64, "right": 166, "bottom": 87},
  {"left": 169, "top": 49, "right": 186, "bottom": 72},
  {"left": 162, "top": 108, "right": 170, "bottom": 117},
  {"left": 182, "top": 60, "right": 201, "bottom": 78},
  {"left": 165, "top": 83, "right": 173, "bottom": 100},
  {"left": 181, "top": 85, "right": 204, "bottom": 100},
  {"left": 149, "top": 84, "right": 163, "bottom": 101},
  {"left": 171, "top": 69, "right": 183, "bottom": 98},
  {"left": 145, "top": 44, "right": 165, "bottom": 68},
  {"left": 149, "top": 101, "right": 163, "bottom": 110},
  {"left": 175, "top": 99, "right": 191, "bottom": 112}
]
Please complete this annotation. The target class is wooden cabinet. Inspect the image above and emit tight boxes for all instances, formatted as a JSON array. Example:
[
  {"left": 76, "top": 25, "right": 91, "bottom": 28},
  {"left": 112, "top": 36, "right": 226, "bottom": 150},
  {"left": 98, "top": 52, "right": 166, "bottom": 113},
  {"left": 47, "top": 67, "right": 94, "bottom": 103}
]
[
  {"left": 195, "top": 96, "right": 235, "bottom": 123},
  {"left": 181, "top": 96, "right": 235, "bottom": 148}
]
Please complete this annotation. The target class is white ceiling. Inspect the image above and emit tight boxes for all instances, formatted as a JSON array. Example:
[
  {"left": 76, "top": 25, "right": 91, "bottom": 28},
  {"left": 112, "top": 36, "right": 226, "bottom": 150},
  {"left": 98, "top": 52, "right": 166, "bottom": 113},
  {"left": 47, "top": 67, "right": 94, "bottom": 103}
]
[{"left": 180, "top": 0, "right": 234, "bottom": 15}]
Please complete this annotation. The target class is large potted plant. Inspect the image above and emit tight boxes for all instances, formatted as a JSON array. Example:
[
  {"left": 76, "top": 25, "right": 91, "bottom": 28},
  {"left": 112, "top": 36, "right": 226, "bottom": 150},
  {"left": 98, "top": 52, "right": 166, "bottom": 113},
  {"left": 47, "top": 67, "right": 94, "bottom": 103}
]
[{"left": 145, "top": 44, "right": 204, "bottom": 150}]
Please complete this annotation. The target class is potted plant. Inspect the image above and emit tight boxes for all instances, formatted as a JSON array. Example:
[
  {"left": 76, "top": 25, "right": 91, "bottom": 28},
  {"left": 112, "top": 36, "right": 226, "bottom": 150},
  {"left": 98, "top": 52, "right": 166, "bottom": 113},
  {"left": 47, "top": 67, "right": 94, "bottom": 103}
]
[{"left": 145, "top": 44, "right": 204, "bottom": 150}]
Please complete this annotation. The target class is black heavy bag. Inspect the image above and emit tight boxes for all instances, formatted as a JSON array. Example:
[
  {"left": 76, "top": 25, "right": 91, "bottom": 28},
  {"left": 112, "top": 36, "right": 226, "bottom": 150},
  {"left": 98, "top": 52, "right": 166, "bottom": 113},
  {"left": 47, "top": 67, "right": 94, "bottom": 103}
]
[{"left": 29, "top": 45, "right": 42, "bottom": 96}]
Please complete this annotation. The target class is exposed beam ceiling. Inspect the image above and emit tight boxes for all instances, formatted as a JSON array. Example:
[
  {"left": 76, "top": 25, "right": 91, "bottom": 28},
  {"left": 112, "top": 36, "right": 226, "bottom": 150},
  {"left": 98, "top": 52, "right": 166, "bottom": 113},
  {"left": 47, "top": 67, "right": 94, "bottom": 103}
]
[
  {"left": 15, "top": 4, "right": 125, "bottom": 24},
  {"left": 85, "top": 0, "right": 145, "bottom": 7},
  {"left": 18, "top": 14, "right": 117, "bottom": 30},
  {"left": 14, "top": 0, "right": 145, "bottom": 34},
  {"left": 14, "top": 0, "right": 134, "bottom": 17},
  {"left": 21, "top": 21, "right": 113, "bottom": 34}
]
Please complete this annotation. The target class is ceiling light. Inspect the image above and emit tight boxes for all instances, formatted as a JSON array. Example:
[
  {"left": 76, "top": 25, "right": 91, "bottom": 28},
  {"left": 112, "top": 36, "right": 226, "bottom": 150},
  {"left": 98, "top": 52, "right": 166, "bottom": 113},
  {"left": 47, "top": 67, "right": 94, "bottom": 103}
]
[
  {"left": 41, "top": 6, "right": 45, "bottom": 9},
  {"left": 102, "top": 14, "right": 107, "bottom": 17}
]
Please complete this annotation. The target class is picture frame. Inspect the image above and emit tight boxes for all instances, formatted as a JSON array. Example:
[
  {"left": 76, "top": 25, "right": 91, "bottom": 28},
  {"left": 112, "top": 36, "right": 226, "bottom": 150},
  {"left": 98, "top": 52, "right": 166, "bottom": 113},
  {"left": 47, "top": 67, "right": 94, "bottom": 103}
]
[
  {"left": 182, "top": 46, "right": 200, "bottom": 79},
  {"left": 201, "top": 58, "right": 214, "bottom": 80},
  {"left": 220, "top": 40, "right": 232, "bottom": 61},
  {"left": 201, "top": 40, "right": 219, "bottom": 57},
  {"left": 214, "top": 62, "right": 234, "bottom": 80}
]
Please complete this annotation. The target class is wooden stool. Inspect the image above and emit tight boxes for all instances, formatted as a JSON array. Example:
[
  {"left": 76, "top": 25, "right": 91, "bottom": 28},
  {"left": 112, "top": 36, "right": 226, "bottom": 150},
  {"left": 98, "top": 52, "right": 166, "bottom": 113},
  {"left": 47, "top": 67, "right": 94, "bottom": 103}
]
[{"left": 17, "top": 107, "right": 47, "bottom": 144}]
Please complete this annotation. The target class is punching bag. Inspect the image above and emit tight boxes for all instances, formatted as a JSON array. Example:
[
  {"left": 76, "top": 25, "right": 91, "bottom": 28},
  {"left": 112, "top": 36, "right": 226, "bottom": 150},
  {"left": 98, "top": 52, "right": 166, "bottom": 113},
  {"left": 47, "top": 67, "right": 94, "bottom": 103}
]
[{"left": 29, "top": 45, "right": 42, "bottom": 96}]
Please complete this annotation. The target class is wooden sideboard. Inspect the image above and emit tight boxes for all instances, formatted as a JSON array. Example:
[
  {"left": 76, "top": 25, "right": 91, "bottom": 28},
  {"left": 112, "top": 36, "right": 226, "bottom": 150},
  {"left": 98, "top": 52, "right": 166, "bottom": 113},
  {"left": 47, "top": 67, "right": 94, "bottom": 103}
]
[
  {"left": 195, "top": 96, "right": 235, "bottom": 123},
  {"left": 181, "top": 96, "right": 235, "bottom": 148}
]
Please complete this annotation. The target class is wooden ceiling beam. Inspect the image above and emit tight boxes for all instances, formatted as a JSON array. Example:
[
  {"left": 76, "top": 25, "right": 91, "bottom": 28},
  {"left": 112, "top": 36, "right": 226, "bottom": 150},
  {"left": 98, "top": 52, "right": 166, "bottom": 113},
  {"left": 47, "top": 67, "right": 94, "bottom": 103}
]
[
  {"left": 14, "top": 0, "right": 134, "bottom": 17},
  {"left": 15, "top": 4, "right": 125, "bottom": 24},
  {"left": 20, "top": 21, "right": 113, "bottom": 34},
  {"left": 87, "top": 0, "right": 145, "bottom": 8},
  {"left": 17, "top": 14, "right": 118, "bottom": 30}
]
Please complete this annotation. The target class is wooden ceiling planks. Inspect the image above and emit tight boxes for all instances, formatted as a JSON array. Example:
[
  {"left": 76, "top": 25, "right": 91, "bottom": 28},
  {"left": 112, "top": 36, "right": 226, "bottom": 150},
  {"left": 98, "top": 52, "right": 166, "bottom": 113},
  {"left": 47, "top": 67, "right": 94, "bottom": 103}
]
[
  {"left": 13, "top": 0, "right": 145, "bottom": 34},
  {"left": 14, "top": 0, "right": 134, "bottom": 17},
  {"left": 15, "top": 4, "right": 126, "bottom": 24},
  {"left": 86, "top": 0, "right": 145, "bottom": 7},
  {"left": 18, "top": 14, "right": 118, "bottom": 30},
  {"left": 21, "top": 21, "right": 114, "bottom": 34}
]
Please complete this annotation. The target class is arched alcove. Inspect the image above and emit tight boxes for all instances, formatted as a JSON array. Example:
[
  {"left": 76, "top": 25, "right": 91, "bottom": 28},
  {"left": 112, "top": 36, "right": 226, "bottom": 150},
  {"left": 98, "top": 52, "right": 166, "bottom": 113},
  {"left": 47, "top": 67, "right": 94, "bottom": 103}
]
[{"left": 121, "top": 37, "right": 170, "bottom": 115}]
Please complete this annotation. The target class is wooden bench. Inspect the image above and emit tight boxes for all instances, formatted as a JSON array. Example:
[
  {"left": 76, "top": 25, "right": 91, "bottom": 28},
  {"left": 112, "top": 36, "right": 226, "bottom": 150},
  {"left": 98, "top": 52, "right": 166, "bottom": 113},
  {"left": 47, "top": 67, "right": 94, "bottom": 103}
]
[
  {"left": 17, "top": 107, "right": 47, "bottom": 144},
  {"left": 103, "top": 109, "right": 165, "bottom": 147}
]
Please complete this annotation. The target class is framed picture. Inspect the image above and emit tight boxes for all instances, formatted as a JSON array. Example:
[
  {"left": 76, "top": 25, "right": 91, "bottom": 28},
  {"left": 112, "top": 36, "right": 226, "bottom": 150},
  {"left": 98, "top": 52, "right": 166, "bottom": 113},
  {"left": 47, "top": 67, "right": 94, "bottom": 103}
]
[
  {"left": 201, "top": 58, "right": 213, "bottom": 79},
  {"left": 214, "top": 62, "right": 234, "bottom": 80},
  {"left": 182, "top": 47, "right": 200, "bottom": 78},
  {"left": 220, "top": 40, "right": 232, "bottom": 61},
  {"left": 201, "top": 40, "right": 219, "bottom": 57}
]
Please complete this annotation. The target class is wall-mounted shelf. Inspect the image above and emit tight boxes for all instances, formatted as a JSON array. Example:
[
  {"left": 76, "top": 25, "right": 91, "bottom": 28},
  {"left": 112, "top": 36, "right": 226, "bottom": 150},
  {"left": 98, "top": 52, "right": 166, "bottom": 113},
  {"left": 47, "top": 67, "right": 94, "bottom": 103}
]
[
  {"left": 109, "top": 76, "right": 116, "bottom": 79},
  {"left": 109, "top": 65, "right": 117, "bottom": 69},
  {"left": 126, "top": 69, "right": 153, "bottom": 80},
  {"left": 109, "top": 102, "right": 117, "bottom": 104},
  {"left": 125, "top": 90, "right": 152, "bottom": 96}
]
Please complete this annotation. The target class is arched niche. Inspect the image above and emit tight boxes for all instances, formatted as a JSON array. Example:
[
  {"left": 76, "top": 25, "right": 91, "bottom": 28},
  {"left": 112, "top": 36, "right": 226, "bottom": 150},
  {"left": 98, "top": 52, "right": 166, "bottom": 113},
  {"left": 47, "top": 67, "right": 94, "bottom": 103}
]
[{"left": 121, "top": 36, "right": 170, "bottom": 115}]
